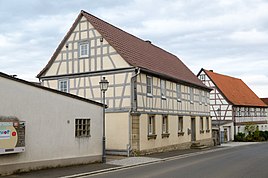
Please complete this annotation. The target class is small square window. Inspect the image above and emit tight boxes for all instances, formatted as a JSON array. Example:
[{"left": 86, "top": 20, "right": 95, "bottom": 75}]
[
  {"left": 75, "top": 118, "right": 91, "bottom": 137},
  {"left": 79, "top": 42, "right": 89, "bottom": 58}
]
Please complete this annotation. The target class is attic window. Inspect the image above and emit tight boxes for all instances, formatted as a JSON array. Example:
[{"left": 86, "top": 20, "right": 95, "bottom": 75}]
[{"left": 79, "top": 42, "right": 89, "bottom": 58}]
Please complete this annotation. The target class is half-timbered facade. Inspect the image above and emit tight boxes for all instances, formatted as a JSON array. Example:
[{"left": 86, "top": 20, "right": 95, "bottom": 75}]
[
  {"left": 38, "top": 10, "right": 212, "bottom": 155},
  {"left": 198, "top": 69, "right": 268, "bottom": 142}
]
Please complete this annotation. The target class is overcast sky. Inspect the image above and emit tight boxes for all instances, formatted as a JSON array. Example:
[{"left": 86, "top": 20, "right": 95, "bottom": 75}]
[{"left": 0, "top": 0, "right": 267, "bottom": 97}]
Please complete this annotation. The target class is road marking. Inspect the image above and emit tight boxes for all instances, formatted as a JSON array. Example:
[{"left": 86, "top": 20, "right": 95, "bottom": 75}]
[{"left": 59, "top": 143, "right": 261, "bottom": 178}]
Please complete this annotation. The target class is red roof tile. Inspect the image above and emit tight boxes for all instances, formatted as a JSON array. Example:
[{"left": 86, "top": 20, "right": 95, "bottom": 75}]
[
  {"left": 204, "top": 69, "right": 267, "bottom": 107},
  {"left": 38, "top": 10, "right": 208, "bottom": 89}
]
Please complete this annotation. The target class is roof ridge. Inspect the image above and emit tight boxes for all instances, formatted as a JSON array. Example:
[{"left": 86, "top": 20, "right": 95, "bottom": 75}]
[
  {"left": 205, "top": 69, "right": 241, "bottom": 80},
  {"left": 81, "top": 10, "right": 181, "bottom": 60}
]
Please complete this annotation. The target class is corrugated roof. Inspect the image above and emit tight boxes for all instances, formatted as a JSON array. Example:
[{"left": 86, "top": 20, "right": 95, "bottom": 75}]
[
  {"left": 204, "top": 69, "right": 267, "bottom": 107},
  {"left": 38, "top": 10, "right": 208, "bottom": 89}
]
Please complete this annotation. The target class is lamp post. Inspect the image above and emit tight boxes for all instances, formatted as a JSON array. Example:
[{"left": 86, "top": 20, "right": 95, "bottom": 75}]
[
  {"left": 217, "top": 108, "right": 221, "bottom": 145},
  {"left": 99, "top": 77, "right": 109, "bottom": 163}
]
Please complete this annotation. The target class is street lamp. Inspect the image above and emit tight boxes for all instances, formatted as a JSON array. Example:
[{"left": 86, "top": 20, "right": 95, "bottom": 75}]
[
  {"left": 217, "top": 108, "right": 221, "bottom": 145},
  {"left": 99, "top": 77, "right": 109, "bottom": 163}
]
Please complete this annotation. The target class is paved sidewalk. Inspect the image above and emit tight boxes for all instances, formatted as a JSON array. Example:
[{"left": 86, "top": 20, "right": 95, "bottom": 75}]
[{"left": 3, "top": 142, "right": 260, "bottom": 178}]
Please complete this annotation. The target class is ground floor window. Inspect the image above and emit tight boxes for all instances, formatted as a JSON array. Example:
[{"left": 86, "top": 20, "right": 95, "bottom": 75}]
[
  {"left": 178, "top": 117, "right": 184, "bottom": 136},
  {"left": 75, "top": 118, "right": 91, "bottom": 137},
  {"left": 162, "top": 115, "right": 168, "bottom": 134},
  {"left": 148, "top": 115, "right": 155, "bottom": 135}
]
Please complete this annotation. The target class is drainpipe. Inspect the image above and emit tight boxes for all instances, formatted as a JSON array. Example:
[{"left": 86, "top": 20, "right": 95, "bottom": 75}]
[{"left": 128, "top": 67, "right": 140, "bottom": 157}]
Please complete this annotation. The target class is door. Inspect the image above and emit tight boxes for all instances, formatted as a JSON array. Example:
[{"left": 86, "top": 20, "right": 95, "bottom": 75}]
[{"left": 191, "top": 118, "right": 196, "bottom": 141}]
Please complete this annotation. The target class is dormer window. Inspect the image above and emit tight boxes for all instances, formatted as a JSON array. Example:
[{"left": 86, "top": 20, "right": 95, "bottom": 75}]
[{"left": 79, "top": 42, "right": 89, "bottom": 58}]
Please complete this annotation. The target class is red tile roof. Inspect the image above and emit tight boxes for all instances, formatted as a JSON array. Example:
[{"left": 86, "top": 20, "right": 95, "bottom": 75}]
[
  {"left": 203, "top": 69, "right": 267, "bottom": 107},
  {"left": 38, "top": 10, "right": 208, "bottom": 89},
  {"left": 261, "top": 98, "right": 268, "bottom": 105}
]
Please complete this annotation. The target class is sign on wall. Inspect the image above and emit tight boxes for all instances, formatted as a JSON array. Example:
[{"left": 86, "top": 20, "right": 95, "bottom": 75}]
[{"left": 0, "top": 121, "right": 25, "bottom": 155}]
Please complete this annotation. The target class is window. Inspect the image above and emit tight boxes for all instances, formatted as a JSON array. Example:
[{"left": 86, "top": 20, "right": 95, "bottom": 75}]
[
  {"left": 160, "top": 80, "right": 166, "bottom": 99},
  {"left": 177, "top": 84, "right": 181, "bottom": 102},
  {"left": 58, "top": 79, "right": 68, "bottom": 93},
  {"left": 199, "top": 74, "right": 205, "bottom": 81},
  {"left": 75, "top": 118, "right": 90, "bottom": 137},
  {"left": 146, "top": 76, "right": 153, "bottom": 96},
  {"left": 178, "top": 117, "right": 184, "bottom": 136},
  {"left": 148, "top": 115, "right": 155, "bottom": 135},
  {"left": 206, "top": 117, "right": 209, "bottom": 131},
  {"left": 178, "top": 117, "right": 183, "bottom": 132},
  {"left": 200, "top": 117, "right": 204, "bottom": 131},
  {"left": 190, "top": 88, "right": 194, "bottom": 103},
  {"left": 199, "top": 90, "right": 202, "bottom": 104},
  {"left": 79, "top": 42, "right": 89, "bottom": 58},
  {"left": 162, "top": 116, "right": 168, "bottom": 134}
]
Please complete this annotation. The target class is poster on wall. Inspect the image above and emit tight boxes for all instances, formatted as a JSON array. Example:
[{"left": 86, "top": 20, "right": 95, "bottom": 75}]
[{"left": 0, "top": 119, "right": 25, "bottom": 155}]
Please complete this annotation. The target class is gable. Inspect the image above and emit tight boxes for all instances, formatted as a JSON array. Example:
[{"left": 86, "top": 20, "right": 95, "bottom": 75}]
[
  {"left": 203, "top": 69, "right": 267, "bottom": 107},
  {"left": 38, "top": 15, "right": 131, "bottom": 78}
]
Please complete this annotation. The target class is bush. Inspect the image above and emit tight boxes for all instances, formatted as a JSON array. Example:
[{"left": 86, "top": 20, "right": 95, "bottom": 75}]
[{"left": 234, "top": 132, "right": 246, "bottom": 142}]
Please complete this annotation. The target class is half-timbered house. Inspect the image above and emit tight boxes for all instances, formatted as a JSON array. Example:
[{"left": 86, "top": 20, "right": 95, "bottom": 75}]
[
  {"left": 198, "top": 69, "right": 268, "bottom": 142},
  {"left": 38, "top": 10, "right": 212, "bottom": 155}
]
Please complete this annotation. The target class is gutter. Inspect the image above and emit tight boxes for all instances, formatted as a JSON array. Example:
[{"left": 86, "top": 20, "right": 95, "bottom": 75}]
[{"left": 128, "top": 67, "right": 140, "bottom": 156}]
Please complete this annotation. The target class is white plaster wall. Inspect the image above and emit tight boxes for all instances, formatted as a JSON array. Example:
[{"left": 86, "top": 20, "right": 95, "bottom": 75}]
[{"left": 0, "top": 76, "right": 102, "bottom": 167}]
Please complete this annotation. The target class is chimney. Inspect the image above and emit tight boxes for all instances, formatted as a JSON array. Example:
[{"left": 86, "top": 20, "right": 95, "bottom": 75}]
[
  {"left": 209, "top": 70, "right": 214, "bottom": 72},
  {"left": 145, "top": 40, "right": 151, "bottom": 44}
]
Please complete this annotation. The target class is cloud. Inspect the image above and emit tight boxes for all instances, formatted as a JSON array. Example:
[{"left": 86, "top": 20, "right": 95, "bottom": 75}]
[{"left": 0, "top": 0, "right": 267, "bottom": 97}]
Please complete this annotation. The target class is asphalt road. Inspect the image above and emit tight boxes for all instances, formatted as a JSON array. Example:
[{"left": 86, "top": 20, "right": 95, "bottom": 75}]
[{"left": 85, "top": 143, "right": 268, "bottom": 178}]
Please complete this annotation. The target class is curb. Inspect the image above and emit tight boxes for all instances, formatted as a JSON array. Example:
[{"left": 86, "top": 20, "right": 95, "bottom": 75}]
[{"left": 59, "top": 143, "right": 260, "bottom": 178}]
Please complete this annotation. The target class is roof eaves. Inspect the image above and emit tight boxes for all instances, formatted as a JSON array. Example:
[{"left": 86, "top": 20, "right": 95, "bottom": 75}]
[
  {"left": 37, "top": 12, "right": 83, "bottom": 78},
  {"left": 1, "top": 72, "right": 104, "bottom": 107},
  {"left": 203, "top": 69, "right": 234, "bottom": 105},
  {"left": 140, "top": 67, "right": 212, "bottom": 91}
]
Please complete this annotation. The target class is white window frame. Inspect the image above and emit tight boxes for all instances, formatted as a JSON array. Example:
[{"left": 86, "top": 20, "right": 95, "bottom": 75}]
[
  {"left": 178, "top": 117, "right": 183, "bottom": 132},
  {"left": 58, "top": 79, "right": 68, "bottom": 93},
  {"left": 148, "top": 115, "right": 155, "bottom": 135},
  {"left": 160, "top": 79, "right": 166, "bottom": 99},
  {"left": 190, "top": 88, "right": 194, "bottom": 104},
  {"left": 177, "top": 84, "right": 182, "bottom": 102},
  {"left": 162, "top": 115, "right": 168, "bottom": 134},
  {"left": 79, "top": 42, "right": 89, "bottom": 58},
  {"left": 75, "top": 118, "right": 91, "bottom": 137},
  {"left": 146, "top": 76, "right": 153, "bottom": 96}
]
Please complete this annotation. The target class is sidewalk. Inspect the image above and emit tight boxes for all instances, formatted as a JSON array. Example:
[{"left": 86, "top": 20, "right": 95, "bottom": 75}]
[{"left": 3, "top": 142, "right": 259, "bottom": 178}]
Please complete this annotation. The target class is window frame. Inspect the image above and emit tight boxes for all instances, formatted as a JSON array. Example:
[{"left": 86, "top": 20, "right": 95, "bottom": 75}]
[
  {"left": 160, "top": 79, "right": 166, "bottom": 99},
  {"left": 75, "top": 118, "right": 91, "bottom": 137},
  {"left": 178, "top": 116, "right": 184, "bottom": 136},
  {"left": 146, "top": 76, "right": 153, "bottom": 96},
  {"left": 190, "top": 88, "right": 194, "bottom": 104},
  {"left": 79, "top": 41, "right": 90, "bottom": 58},
  {"left": 177, "top": 84, "right": 182, "bottom": 102},
  {"left": 200, "top": 117, "right": 204, "bottom": 132},
  {"left": 148, "top": 115, "right": 156, "bottom": 135},
  {"left": 58, "top": 79, "right": 69, "bottom": 93},
  {"left": 162, "top": 115, "right": 168, "bottom": 134}
]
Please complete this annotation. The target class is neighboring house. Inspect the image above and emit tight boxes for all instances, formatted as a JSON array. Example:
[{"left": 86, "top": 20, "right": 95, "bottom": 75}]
[
  {"left": 197, "top": 69, "right": 268, "bottom": 142},
  {"left": 0, "top": 72, "right": 103, "bottom": 176},
  {"left": 38, "top": 10, "right": 213, "bottom": 155}
]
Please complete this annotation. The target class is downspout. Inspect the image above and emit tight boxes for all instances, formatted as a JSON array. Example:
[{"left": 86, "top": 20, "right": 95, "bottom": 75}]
[{"left": 128, "top": 67, "right": 140, "bottom": 157}]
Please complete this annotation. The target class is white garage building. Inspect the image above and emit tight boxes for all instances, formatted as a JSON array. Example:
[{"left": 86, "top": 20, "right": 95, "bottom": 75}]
[{"left": 0, "top": 72, "right": 104, "bottom": 175}]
